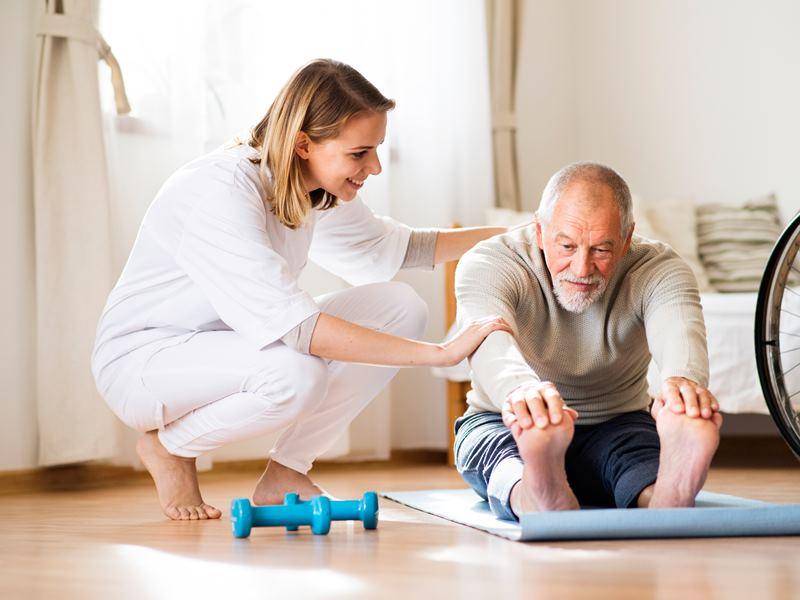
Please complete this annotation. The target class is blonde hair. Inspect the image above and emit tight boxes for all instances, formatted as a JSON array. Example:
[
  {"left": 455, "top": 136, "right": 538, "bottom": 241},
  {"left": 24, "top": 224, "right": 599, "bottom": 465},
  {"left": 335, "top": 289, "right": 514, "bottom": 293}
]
[{"left": 248, "top": 59, "right": 395, "bottom": 229}]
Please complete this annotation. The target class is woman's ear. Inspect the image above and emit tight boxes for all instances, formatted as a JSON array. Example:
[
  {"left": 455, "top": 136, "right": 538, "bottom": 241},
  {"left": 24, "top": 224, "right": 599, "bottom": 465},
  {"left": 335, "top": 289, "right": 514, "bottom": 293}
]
[{"left": 294, "top": 131, "right": 312, "bottom": 159}]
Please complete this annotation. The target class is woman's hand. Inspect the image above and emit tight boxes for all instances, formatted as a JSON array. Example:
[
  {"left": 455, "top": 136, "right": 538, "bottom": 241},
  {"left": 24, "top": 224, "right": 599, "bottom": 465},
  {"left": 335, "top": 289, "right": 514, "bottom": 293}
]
[{"left": 434, "top": 316, "right": 512, "bottom": 367}]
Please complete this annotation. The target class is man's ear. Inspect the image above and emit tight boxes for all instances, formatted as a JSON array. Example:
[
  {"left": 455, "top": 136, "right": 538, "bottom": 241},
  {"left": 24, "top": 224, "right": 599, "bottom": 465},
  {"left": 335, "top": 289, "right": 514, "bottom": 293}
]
[
  {"left": 295, "top": 131, "right": 312, "bottom": 159},
  {"left": 621, "top": 224, "right": 634, "bottom": 254},
  {"left": 535, "top": 220, "right": 545, "bottom": 250}
]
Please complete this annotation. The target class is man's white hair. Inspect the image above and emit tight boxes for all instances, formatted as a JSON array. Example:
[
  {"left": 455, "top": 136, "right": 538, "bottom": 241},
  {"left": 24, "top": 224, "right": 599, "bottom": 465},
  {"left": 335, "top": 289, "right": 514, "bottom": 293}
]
[{"left": 537, "top": 162, "right": 634, "bottom": 238}]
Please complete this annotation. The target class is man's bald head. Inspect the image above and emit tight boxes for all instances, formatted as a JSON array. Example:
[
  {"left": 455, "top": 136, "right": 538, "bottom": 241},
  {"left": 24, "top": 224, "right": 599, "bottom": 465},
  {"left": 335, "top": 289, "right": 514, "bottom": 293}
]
[{"left": 537, "top": 162, "right": 633, "bottom": 238}]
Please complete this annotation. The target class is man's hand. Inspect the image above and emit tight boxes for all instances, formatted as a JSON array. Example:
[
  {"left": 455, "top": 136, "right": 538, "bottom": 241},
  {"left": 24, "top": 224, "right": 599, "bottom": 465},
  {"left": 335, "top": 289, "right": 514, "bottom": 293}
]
[
  {"left": 657, "top": 376, "right": 719, "bottom": 420},
  {"left": 501, "top": 381, "right": 578, "bottom": 433}
]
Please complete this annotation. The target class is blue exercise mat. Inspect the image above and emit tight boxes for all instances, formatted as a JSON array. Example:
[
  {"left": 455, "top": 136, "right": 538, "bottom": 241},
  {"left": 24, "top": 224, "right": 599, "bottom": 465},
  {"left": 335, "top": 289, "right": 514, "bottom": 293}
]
[{"left": 381, "top": 489, "right": 800, "bottom": 541}]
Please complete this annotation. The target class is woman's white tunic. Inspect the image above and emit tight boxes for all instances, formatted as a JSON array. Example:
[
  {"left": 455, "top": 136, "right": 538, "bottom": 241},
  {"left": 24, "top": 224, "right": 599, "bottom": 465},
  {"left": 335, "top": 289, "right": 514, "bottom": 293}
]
[{"left": 91, "top": 144, "right": 415, "bottom": 395}]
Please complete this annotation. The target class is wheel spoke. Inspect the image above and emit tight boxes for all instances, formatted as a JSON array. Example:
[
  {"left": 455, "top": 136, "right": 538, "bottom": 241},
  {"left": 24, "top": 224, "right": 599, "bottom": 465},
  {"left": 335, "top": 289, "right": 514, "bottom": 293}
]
[
  {"left": 784, "top": 360, "right": 800, "bottom": 376},
  {"left": 781, "top": 308, "right": 800, "bottom": 320}
]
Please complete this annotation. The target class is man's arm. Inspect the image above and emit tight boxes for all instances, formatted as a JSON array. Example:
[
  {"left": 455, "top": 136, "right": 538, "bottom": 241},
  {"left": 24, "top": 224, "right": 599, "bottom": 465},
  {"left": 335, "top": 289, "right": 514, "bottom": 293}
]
[
  {"left": 455, "top": 244, "right": 539, "bottom": 406},
  {"left": 642, "top": 253, "right": 718, "bottom": 419},
  {"left": 455, "top": 242, "right": 572, "bottom": 430}
]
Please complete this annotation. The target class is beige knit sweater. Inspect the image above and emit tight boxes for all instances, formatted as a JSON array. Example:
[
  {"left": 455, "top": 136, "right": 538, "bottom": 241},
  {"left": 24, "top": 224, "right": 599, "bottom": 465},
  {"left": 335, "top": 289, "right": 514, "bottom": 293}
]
[{"left": 455, "top": 227, "right": 709, "bottom": 424}]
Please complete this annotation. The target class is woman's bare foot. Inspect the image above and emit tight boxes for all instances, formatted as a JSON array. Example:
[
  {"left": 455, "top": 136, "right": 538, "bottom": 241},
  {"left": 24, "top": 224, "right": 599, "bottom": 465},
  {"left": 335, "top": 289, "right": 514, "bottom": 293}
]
[
  {"left": 252, "top": 459, "right": 328, "bottom": 505},
  {"left": 509, "top": 414, "right": 580, "bottom": 516},
  {"left": 649, "top": 399, "right": 722, "bottom": 508},
  {"left": 136, "top": 431, "right": 221, "bottom": 520}
]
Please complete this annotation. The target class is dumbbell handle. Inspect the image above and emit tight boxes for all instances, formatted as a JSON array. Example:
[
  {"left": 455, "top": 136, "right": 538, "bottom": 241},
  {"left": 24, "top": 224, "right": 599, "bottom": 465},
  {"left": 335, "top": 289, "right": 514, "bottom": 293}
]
[
  {"left": 250, "top": 504, "right": 314, "bottom": 528},
  {"left": 329, "top": 499, "right": 362, "bottom": 520}
]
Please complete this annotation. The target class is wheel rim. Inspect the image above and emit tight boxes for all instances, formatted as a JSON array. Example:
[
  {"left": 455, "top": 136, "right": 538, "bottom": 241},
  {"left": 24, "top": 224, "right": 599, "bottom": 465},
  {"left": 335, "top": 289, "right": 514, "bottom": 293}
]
[{"left": 755, "top": 211, "right": 800, "bottom": 459}]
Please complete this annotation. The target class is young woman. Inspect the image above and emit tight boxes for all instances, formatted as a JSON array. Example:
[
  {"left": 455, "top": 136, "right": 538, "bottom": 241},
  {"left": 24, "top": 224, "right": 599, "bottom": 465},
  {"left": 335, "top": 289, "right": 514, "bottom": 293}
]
[{"left": 91, "top": 59, "right": 509, "bottom": 520}]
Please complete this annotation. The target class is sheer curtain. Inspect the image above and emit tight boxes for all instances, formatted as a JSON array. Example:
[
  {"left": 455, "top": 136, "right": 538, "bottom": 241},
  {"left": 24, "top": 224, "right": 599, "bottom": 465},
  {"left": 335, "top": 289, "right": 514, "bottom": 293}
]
[
  {"left": 486, "top": 0, "right": 523, "bottom": 211},
  {"left": 32, "top": 0, "right": 131, "bottom": 466},
  {"left": 99, "top": 0, "right": 493, "bottom": 463}
]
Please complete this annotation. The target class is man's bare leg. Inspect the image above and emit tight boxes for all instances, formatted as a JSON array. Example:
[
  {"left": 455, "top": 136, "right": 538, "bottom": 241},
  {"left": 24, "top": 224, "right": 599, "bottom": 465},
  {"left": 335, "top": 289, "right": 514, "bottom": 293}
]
[
  {"left": 136, "top": 431, "right": 221, "bottom": 520},
  {"left": 646, "top": 400, "right": 722, "bottom": 508},
  {"left": 252, "top": 459, "right": 329, "bottom": 505},
  {"left": 637, "top": 484, "right": 655, "bottom": 508},
  {"left": 509, "top": 415, "right": 580, "bottom": 516}
]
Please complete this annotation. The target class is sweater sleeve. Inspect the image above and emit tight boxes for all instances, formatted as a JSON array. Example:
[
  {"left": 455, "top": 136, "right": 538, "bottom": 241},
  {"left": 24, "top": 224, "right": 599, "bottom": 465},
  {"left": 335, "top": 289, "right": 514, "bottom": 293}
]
[
  {"left": 642, "top": 254, "right": 709, "bottom": 387},
  {"left": 455, "top": 242, "right": 541, "bottom": 409},
  {"left": 400, "top": 229, "right": 439, "bottom": 270},
  {"left": 309, "top": 197, "right": 412, "bottom": 285},
  {"left": 175, "top": 182, "right": 320, "bottom": 351}
]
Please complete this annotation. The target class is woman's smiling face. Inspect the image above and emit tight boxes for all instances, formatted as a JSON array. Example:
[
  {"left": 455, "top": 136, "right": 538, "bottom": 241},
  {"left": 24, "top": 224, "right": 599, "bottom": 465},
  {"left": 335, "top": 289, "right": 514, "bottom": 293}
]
[{"left": 298, "top": 111, "right": 387, "bottom": 201}]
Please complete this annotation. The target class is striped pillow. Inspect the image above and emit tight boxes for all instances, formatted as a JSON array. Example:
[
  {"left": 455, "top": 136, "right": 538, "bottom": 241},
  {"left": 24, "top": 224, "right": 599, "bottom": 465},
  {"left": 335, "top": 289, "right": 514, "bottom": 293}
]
[{"left": 696, "top": 195, "right": 782, "bottom": 292}]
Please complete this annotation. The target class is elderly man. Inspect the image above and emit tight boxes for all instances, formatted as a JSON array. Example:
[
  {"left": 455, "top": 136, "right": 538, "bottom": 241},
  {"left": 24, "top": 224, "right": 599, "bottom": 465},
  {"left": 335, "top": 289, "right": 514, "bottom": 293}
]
[{"left": 454, "top": 162, "right": 722, "bottom": 520}]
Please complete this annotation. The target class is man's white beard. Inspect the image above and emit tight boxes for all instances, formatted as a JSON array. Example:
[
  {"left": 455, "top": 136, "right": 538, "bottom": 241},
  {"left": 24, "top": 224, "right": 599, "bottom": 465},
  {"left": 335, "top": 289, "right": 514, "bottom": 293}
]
[{"left": 553, "top": 272, "right": 608, "bottom": 313}]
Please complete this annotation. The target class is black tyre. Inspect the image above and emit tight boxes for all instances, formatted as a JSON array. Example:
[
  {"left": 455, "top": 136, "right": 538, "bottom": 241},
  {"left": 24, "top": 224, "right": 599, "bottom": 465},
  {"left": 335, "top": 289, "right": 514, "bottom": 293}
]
[{"left": 755, "top": 210, "right": 800, "bottom": 460}]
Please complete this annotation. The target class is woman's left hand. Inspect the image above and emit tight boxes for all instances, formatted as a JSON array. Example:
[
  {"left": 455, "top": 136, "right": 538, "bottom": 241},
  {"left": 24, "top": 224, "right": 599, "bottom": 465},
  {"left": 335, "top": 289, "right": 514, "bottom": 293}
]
[{"left": 434, "top": 316, "right": 512, "bottom": 367}]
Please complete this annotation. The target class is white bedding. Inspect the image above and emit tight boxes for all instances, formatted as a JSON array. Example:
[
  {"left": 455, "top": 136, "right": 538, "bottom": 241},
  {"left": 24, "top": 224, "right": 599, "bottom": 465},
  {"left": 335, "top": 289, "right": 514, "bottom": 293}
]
[{"left": 432, "top": 292, "right": 773, "bottom": 415}]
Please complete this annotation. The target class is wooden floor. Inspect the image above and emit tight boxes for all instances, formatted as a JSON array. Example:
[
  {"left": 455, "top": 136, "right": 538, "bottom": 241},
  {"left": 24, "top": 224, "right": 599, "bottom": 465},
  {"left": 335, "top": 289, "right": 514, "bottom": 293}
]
[{"left": 2, "top": 449, "right": 800, "bottom": 600}]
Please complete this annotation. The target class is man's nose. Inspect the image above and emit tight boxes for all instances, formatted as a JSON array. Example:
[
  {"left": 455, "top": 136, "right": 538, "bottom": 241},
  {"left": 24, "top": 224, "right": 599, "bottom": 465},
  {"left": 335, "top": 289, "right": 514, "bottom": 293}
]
[{"left": 572, "top": 249, "right": 594, "bottom": 278}]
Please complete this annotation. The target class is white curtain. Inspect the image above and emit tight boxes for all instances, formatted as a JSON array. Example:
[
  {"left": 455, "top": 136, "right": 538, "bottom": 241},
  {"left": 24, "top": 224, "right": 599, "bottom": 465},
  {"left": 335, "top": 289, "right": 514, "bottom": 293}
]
[
  {"left": 99, "top": 0, "right": 494, "bottom": 461},
  {"left": 486, "top": 0, "right": 522, "bottom": 210},
  {"left": 32, "top": 0, "right": 131, "bottom": 465}
]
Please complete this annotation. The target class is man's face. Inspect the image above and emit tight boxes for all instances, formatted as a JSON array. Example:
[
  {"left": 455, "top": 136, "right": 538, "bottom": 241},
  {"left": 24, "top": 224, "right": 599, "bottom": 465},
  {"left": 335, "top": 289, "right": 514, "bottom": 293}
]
[{"left": 536, "top": 180, "right": 633, "bottom": 313}]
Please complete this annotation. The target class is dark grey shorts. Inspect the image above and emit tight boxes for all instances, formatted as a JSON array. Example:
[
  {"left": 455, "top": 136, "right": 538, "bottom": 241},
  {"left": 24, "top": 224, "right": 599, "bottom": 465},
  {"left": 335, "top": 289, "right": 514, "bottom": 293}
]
[{"left": 454, "top": 410, "right": 661, "bottom": 521}]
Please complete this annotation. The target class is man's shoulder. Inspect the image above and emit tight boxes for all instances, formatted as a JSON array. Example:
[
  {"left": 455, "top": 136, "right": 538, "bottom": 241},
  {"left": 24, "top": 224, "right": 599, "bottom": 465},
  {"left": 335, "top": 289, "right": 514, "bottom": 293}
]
[
  {"left": 627, "top": 235, "right": 688, "bottom": 270},
  {"left": 623, "top": 235, "right": 698, "bottom": 294},
  {"left": 464, "top": 226, "right": 537, "bottom": 264},
  {"left": 456, "top": 226, "right": 541, "bottom": 288}
]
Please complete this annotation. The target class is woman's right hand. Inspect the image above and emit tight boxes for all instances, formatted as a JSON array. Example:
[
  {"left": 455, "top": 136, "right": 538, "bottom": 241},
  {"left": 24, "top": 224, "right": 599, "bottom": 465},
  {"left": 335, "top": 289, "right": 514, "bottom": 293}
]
[{"left": 434, "top": 316, "right": 512, "bottom": 367}]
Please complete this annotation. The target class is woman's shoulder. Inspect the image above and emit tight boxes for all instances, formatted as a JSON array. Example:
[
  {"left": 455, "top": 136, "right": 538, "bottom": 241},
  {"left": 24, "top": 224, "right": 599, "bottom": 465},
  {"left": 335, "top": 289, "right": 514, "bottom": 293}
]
[
  {"left": 159, "top": 144, "right": 262, "bottom": 200},
  {"left": 145, "top": 144, "right": 269, "bottom": 231},
  {"left": 186, "top": 143, "right": 261, "bottom": 184}
]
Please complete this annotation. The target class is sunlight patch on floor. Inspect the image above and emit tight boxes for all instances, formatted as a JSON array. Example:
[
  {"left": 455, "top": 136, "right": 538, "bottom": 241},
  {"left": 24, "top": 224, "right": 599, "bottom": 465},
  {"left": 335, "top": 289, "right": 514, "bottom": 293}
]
[
  {"left": 113, "top": 544, "right": 365, "bottom": 598},
  {"left": 422, "top": 543, "right": 618, "bottom": 566}
]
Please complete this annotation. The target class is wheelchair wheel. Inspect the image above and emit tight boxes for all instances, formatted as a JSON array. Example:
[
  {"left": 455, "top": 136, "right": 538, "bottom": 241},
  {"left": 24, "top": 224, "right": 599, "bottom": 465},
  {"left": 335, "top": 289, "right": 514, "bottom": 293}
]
[{"left": 755, "top": 210, "right": 800, "bottom": 460}]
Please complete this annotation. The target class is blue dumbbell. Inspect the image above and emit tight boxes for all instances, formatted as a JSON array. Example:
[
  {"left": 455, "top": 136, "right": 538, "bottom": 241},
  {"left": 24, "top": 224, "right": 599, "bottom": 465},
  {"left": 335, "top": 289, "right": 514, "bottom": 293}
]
[
  {"left": 328, "top": 492, "right": 379, "bottom": 530},
  {"left": 230, "top": 492, "right": 379, "bottom": 538},
  {"left": 275, "top": 492, "right": 378, "bottom": 531},
  {"left": 230, "top": 493, "right": 332, "bottom": 538}
]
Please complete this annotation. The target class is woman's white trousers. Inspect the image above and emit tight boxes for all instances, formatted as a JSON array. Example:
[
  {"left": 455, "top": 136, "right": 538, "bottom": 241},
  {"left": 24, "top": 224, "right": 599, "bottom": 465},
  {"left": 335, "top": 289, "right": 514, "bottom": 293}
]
[{"left": 101, "top": 281, "right": 427, "bottom": 473}]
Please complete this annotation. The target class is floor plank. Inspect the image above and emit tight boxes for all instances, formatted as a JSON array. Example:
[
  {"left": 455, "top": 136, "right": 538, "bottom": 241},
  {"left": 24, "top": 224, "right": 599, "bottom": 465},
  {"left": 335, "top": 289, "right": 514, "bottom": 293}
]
[{"left": 1, "top": 460, "right": 799, "bottom": 599}]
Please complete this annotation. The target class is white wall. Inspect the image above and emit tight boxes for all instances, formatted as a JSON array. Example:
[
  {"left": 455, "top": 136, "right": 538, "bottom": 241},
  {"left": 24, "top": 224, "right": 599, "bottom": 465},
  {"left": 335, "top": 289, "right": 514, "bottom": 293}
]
[
  {"left": 0, "top": 0, "right": 37, "bottom": 470},
  {"left": 519, "top": 0, "right": 800, "bottom": 222},
  {"left": 516, "top": 0, "right": 577, "bottom": 211}
]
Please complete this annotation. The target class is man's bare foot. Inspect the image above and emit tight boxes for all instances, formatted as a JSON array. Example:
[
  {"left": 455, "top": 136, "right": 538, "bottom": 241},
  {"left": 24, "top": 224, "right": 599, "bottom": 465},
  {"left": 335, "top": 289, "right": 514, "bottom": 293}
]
[
  {"left": 252, "top": 459, "right": 328, "bottom": 506},
  {"left": 136, "top": 431, "right": 221, "bottom": 520},
  {"left": 649, "top": 400, "right": 722, "bottom": 508},
  {"left": 509, "top": 414, "right": 580, "bottom": 516}
]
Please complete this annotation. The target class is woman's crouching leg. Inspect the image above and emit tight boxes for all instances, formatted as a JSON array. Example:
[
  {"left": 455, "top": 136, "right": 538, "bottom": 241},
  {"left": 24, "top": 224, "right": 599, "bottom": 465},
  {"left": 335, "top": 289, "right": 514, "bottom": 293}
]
[
  {"left": 158, "top": 350, "right": 329, "bottom": 458},
  {"left": 269, "top": 281, "right": 429, "bottom": 473}
]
